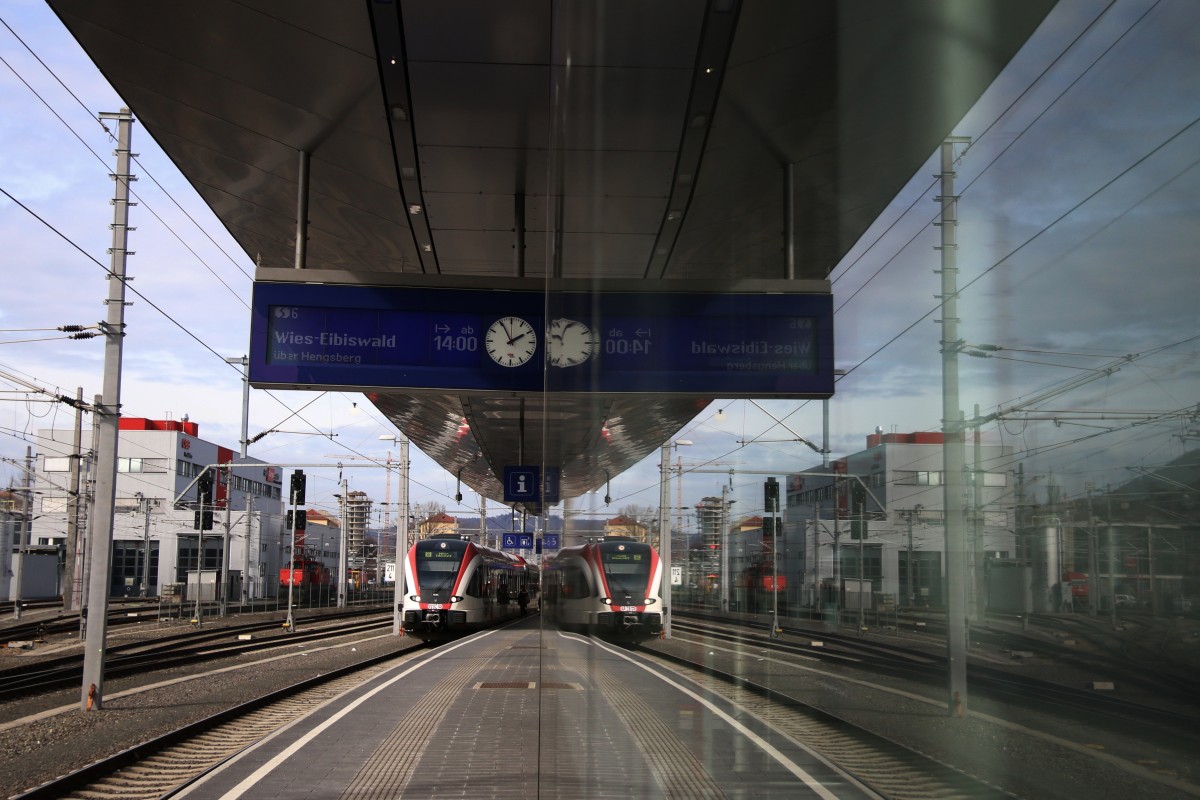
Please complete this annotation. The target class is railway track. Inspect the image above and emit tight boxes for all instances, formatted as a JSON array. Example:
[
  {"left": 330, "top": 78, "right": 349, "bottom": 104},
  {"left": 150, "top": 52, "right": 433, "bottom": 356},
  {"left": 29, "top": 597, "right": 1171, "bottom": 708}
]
[
  {"left": 668, "top": 617, "right": 1200, "bottom": 740},
  {"left": 11, "top": 646, "right": 426, "bottom": 800},
  {"left": 650, "top": 618, "right": 1200, "bottom": 798},
  {"left": 0, "top": 609, "right": 393, "bottom": 699},
  {"left": 634, "top": 643, "right": 1015, "bottom": 799}
]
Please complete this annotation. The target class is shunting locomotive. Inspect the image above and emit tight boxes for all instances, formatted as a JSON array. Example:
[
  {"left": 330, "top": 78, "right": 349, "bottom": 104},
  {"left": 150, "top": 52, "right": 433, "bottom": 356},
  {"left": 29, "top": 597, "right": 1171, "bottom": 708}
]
[{"left": 541, "top": 537, "right": 663, "bottom": 640}]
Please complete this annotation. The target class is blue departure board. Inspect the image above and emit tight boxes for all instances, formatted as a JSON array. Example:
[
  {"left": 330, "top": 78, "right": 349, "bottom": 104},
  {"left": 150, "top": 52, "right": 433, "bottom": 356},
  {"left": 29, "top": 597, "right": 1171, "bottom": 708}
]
[{"left": 249, "top": 281, "right": 833, "bottom": 397}]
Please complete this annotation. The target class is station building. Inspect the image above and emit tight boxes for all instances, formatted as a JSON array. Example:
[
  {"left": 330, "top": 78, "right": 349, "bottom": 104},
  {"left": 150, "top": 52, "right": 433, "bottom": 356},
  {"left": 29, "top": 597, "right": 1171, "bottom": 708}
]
[
  {"left": 784, "top": 431, "right": 1016, "bottom": 613},
  {"left": 29, "top": 417, "right": 293, "bottom": 602}
]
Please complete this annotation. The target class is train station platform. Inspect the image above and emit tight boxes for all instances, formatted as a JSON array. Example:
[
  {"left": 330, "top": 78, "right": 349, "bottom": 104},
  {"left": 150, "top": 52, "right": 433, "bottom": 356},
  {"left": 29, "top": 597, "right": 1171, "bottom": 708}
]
[{"left": 172, "top": 619, "right": 874, "bottom": 800}]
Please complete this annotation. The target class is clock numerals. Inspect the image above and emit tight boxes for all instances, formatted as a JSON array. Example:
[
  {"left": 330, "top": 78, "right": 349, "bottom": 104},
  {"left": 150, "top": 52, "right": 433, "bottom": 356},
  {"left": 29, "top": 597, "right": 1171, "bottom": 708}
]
[
  {"left": 548, "top": 318, "right": 596, "bottom": 368},
  {"left": 485, "top": 316, "right": 538, "bottom": 367}
]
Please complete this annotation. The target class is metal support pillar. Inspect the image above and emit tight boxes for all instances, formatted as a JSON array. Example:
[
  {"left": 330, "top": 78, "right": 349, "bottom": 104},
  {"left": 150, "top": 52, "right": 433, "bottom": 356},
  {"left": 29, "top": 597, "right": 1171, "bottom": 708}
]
[
  {"left": 392, "top": 437, "right": 410, "bottom": 635},
  {"left": 784, "top": 162, "right": 795, "bottom": 279},
  {"left": 220, "top": 471, "right": 232, "bottom": 616},
  {"left": 294, "top": 150, "right": 310, "bottom": 270},
  {"left": 938, "top": 136, "right": 971, "bottom": 716},
  {"left": 12, "top": 447, "right": 32, "bottom": 619},
  {"left": 338, "top": 478, "right": 348, "bottom": 609},
  {"left": 243, "top": 495, "right": 253, "bottom": 604},
  {"left": 719, "top": 483, "right": 729, "bottom": 613},
  {"left": 226, "top": 355, "right": 250, "bottom": 605},
  {"left": 139, "top": 495, "right": 151, "bottom": 596},
  {"left": 63, "top": 387, "right": 84, "bottom": 612},
  {"left": 658, "top": 444, "right": 672, "bottom": 638},
  {"left": 81, "top": 108, "right": 135, "bottom": 711}
]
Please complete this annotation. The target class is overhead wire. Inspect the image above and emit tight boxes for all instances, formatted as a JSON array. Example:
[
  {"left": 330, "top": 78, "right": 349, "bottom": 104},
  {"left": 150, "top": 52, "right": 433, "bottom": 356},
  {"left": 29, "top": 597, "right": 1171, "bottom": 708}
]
[
  {"left": 0, "top": 16, "right": 254, "bottom": 286},
  {"left": 0, "top": 24, "right": 372, "bottom": 475},
  {"left": 561, "top": 0, "right": 1189, "bottom": 509}
]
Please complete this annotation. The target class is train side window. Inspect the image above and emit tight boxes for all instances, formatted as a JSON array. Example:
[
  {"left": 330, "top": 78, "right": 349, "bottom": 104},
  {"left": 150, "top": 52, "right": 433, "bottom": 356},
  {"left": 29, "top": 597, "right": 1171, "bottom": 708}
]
[
  {"left": 563, "top": 566, "right": 590, "bottom": 598},
  {"left": 466, "top": 567, "right": 485, "bottom": 597}
]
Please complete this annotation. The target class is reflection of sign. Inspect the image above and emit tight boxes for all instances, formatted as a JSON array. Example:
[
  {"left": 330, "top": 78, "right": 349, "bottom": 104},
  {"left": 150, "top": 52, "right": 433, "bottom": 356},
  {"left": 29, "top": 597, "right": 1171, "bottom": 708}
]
[
  {"left": 671, "top": 566, "right": 682, "bottom": 586},
  {"left": 503, "top": 466, "right": 540, "bottom": 502},
  {"left": 543, "top": 533, "right": 560, "bottom": 550},
  {"left": 542, "top": 468, "right": 561, "bottom": 504}
]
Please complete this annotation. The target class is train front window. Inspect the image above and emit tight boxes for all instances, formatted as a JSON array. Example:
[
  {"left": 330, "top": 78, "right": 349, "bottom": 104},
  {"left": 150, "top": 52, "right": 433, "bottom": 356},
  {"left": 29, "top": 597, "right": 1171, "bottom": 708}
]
[
  {"left": 601, "top": 551, "right": 651, "bottom": 598},
  {"left": 415, "top": 549, "right": 462, "bottom": 596}
]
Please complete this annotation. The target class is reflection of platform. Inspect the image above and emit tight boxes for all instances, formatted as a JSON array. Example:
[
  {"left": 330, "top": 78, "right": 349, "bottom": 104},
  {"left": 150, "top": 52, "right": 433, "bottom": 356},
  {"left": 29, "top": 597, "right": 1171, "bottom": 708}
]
[{"left": 174, "top": 626, "right": 875, "bottom": 799}]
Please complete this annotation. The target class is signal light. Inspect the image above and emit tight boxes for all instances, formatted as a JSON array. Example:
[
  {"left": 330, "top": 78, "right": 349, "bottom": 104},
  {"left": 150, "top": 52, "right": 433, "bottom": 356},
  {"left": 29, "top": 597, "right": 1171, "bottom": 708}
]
[
  {"left": 197, "top": 469, "right": 214, "bottom": 505},
  {"left": 290, "top": 470, "right": 306, "bottom": 505},
  {"left": 193, "top": 509, "right": 213, "bottom": 530},
  {"left": 850, "top": 480, "right": 867, "bottom": 540},
  {"left": 764, "top": 477, "right": 779, "bottom": 512}
]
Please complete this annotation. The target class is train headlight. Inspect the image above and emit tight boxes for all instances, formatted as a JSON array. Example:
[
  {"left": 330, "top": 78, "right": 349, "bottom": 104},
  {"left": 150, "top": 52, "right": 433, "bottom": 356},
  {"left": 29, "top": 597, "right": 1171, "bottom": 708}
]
[
  {"left": 409, "top": 594, "right": 421, "bottom": 602},
  {"left": 600, "top": 597, "right": 612, "bottom": 605},
  {"left": 643, "top": 598, "right": 657, "bottom": 605},
  {"left": 449, "top": 595, "right": 463, "bottom": 603}
]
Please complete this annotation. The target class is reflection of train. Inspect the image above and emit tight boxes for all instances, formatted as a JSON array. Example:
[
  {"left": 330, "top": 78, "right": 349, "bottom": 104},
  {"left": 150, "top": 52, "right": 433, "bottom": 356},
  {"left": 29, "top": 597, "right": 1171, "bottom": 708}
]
[
  {"left": 738, "top": 562, "right": 787, "bottom": 613},
  {"left": 400, "top": 536, "right": 536, "bottom": 640},
  {"left": 1062, "top": 571, "right": 1089, "bottom": 602},
  {"left": 541, "top": 537, "right": 663, "bottom": 641},
  {"left": 280, "top": 556, "right": 332, "bottom": 588}
]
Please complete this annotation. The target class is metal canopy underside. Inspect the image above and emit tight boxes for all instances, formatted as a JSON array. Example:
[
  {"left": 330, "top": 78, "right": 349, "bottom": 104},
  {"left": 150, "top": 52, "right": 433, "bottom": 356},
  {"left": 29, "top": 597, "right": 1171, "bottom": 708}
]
[{"left": 48, "top": 0, "right": 1054, "bottom": 504}]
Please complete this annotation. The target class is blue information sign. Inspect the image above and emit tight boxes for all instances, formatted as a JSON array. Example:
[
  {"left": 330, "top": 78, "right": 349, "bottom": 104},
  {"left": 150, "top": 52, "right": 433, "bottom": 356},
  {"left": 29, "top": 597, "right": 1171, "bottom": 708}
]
[
  {"left": 503, "top": 533, "right": 533, "bottom": 550},
  {"left": 503, "top": 466, "right": 540, "bottom": 503},
  {"left": 249, "top": 281, "right": 833, "bottom": 397},
  {"left": 543, "top": 533, "right": 560, "bottom": 550}
]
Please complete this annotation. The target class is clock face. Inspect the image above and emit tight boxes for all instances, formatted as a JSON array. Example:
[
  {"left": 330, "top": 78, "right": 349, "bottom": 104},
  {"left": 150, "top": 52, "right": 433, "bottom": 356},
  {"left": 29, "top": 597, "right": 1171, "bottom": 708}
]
[
  {"left": 485, "top": 316, "right": 538, "bottom": 367},
  {"left": 548, "top": 318, "right": 597, "bottom": 368}
]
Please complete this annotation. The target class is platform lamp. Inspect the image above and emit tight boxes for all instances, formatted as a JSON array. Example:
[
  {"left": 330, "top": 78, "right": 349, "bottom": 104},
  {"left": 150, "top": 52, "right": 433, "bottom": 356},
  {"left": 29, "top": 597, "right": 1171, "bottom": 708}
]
[
  {"left": 658, "top": 439, "right": 692, "bottom": 638},
  {"left": 379, "top": 434, "right": 410, "bottom": 636}
]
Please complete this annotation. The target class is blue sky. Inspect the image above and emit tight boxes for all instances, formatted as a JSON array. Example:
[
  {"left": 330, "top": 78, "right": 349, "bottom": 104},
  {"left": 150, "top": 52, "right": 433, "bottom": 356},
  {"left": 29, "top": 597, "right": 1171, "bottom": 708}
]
[{"left": 2, "top": 0, "right": 1197, "bottom": 530}]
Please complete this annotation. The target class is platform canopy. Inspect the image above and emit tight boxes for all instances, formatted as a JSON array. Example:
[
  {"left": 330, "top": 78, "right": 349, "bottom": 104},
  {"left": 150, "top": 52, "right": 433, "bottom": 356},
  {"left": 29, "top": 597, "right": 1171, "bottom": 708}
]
[{"left": 49, "top": 0, "right": 1054, "bottom": 503}]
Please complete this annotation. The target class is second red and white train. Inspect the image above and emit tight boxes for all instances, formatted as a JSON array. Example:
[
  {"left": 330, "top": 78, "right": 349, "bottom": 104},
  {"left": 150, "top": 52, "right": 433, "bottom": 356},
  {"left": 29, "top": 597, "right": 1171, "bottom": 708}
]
[{"left": 540, "top": 537, "right": 663, "bottom": 641}]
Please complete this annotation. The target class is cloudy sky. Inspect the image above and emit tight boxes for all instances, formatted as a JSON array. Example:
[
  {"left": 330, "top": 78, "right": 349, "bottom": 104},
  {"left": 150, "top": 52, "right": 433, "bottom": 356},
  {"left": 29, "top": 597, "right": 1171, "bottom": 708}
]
[{"left": 2, "top": 0, "right": 1197, "bottom": 531}]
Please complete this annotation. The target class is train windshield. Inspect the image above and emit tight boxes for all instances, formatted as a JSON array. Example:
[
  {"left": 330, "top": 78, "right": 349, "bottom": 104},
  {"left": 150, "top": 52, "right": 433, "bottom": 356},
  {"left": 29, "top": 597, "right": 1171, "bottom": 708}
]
[
  {"left": 600, "top": 548, "right": 651, "bottom": 598},
  {"left": 415, "top": 543, "right": 464, "bottom": 596}
]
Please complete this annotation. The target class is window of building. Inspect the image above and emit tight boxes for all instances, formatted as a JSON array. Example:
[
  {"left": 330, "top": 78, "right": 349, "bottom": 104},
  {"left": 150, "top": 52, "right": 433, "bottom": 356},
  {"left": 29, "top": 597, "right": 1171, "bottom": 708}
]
[
  {"left": 43, "top": 457, "right": 71, "bottom": 472},
  {"left": 895, "top": 470, "right": 943, "bottom": 486},
  {"left": 898, "top": 550, "right": 943, "bottom": 607},
  {"left": 41, "top": 496, "right": 69, "bottom": 513},
  {"left": 110, "top": 540, "right": 158, "bottom": 596}
]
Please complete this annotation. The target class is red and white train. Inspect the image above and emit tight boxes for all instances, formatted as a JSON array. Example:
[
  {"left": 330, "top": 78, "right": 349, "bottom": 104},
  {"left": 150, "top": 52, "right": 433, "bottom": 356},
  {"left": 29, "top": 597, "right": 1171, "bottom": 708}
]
[
  {"left": 400, "top": 536, "right": 537, "bottom": 640},
  {"left": 541, "top": 537, "right": 663, "bottom": 641}
]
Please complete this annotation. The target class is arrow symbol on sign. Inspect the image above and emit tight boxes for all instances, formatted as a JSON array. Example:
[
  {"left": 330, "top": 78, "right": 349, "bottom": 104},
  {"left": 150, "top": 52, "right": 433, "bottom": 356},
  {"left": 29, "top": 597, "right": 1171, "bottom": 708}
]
[
  {"left": 636, "top": 328, "right": 651, "bottom": 338},
  {"left": 434, "top": 324, "right": 450, "bottom": 334}
]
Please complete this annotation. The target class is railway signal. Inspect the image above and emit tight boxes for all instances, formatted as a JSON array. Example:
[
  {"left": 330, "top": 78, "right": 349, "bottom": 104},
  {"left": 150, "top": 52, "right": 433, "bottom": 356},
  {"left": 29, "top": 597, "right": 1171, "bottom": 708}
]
[
  {"left": 290, "top": 470, "right": 306, "bottom": 505},
  {"left": 763, "top": 477, "right": 779, "bottom": 512},
  {"left": 850, "top": 481, "right": 867, "bottom": 539},
  {"left": 193, "top": 469, "right": 214, "bottom": 529}
]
